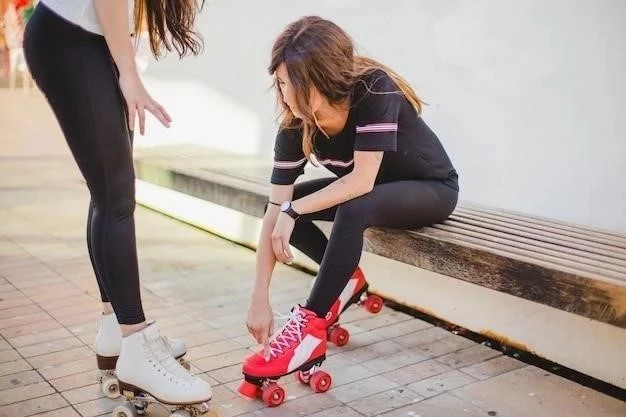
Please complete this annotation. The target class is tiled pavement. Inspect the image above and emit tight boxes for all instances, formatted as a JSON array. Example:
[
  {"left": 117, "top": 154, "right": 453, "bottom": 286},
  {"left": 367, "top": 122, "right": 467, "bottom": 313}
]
[{"left": 1, "top": 90, "right": 625, "bottom": 417}]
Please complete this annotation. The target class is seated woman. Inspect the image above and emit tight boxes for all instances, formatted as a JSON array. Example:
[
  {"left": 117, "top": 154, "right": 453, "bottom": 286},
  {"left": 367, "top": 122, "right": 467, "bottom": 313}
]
[{"left": 239, "top": 15, "right": 459, "bottom": 405}]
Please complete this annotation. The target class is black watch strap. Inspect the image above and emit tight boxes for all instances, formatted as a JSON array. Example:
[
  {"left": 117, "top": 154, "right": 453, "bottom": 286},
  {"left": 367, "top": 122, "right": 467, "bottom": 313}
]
[{"left": 281, "top": 202, "right": 300, "bottom": 220}]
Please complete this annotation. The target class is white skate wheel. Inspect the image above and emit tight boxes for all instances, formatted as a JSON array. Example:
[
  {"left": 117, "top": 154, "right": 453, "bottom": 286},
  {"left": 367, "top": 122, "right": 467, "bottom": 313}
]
[
  {"left": 101, "top": 376, "right": 120, "bottom": 399},
  {"left": 112, "top": 402, "right": 138, "bottom": 417}
]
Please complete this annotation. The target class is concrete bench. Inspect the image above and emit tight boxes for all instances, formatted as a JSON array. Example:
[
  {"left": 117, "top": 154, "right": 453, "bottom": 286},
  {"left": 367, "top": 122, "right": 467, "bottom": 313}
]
[{"left": 133, "top": 144, "right": 626, "bottom": 390}]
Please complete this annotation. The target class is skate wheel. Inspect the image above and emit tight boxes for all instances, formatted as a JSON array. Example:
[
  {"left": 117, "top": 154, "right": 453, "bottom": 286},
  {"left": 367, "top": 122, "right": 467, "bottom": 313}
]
[
  {"left": 328, "top": 325, "right": 350, "bottom": 347},
  {"left": 364, "top": 294, "right": 384, "bottom": 313},
  {"left": 296, "top": 370, "right": 310, "bottom": 384},
  {"left": 101, "top": 376, "right": 120, "bottom": 399},
  {"left": 178, "top": 358, "right": 191, "bottom": 371},
  {"left": 237, "top": 380, "right": 260, "bottom": 399},
  {"left": 310, "top": 371, "right": 332, "bottom": 393},
  {"left": 262, "top": 383, "right": 285, "bottom": 407},
  {"left": 112, "top": 402, "right": 138, "bottom": 417}
]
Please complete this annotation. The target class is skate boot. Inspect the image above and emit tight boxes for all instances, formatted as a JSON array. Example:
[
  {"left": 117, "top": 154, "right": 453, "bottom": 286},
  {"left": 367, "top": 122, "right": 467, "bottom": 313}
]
[
  {"left": 113, "top": 322, "right": 215, "bottom": 417},
  {"left": 95, "top": 313, "right": 190, "bottom": 399},
  {"left": 237, "top": 305, "right": 332, "bottom": 407},
  {"left": 323, "top": 267, "right": 384, "bottom": 347}
]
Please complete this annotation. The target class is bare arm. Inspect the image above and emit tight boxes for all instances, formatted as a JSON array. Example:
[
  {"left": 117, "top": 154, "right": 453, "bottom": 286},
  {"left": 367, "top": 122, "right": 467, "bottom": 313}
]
[
  {"left": 253, "top": 184, "right": 295, "bottom": 301},
  {"left": 93, "top": 1, "right": 170, "bottom": 134},
  {"left": 93, "top": 0, "right": 136, "bottom": 75},
  {"left": 291, "top": 151, "right": 384, "bottom": 215}
]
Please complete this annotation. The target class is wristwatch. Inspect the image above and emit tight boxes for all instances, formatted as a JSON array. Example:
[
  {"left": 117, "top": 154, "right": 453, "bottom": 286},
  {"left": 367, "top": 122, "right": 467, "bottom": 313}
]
[{"left": 280, "top": 201, "right": 300, "bottom": 220}]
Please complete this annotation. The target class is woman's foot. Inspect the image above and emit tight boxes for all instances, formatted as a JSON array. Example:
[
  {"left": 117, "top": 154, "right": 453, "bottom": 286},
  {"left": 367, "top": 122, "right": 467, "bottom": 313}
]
[
  {"left": 94, "top": 313, "right": 189, "bottom": 398},
  {"left": 115, "top": 322, "right": 212, "bottom": 405}
]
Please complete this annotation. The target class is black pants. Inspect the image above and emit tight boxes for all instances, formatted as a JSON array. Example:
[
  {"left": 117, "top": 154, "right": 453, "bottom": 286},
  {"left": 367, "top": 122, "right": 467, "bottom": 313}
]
[
  {"left": 23, "top": 4, "right": 145, "bottom": 324},
  {"left": 291, "top": 178, "right": 458, "bottom": 317}
]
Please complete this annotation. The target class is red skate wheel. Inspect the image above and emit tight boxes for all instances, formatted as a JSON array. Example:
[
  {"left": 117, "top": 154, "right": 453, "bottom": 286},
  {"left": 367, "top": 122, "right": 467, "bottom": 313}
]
[
  {"left": 328, "top": 325, "right": 350, "bottom": 347},
  {"left": 309, "top": 371, "right": 332, "bottom": 393},
  {"left": 262, "top": 383, "right": 285, "bottom": 407},
  {"left": 237, "top": 380, "right": 260, "bottom": 399},
  {"left": 364, "top": 295, "right": 384, "bottom": 314}
]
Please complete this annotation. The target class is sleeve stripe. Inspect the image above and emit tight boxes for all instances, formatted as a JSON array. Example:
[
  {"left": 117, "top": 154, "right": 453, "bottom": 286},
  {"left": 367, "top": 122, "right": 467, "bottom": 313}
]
[
  {"left": 273, "top": 157, "right": 307, "bottom": 169},
  {"left": 356, "top": 123, "right": 398, "bottom": 133},
  {"left": 318, "top": 158, "right": 354, "bottom": 167}
]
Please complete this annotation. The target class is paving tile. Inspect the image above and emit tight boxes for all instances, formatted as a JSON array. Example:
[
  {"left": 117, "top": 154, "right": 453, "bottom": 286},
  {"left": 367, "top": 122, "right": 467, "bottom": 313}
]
[
  {"left": 34, "top": 407, "right": 81, "bottom": 417},
  {"left": 60, "top": 383, "right": 103, "bottom": 405},
  {"left": 38, "top": 357, "right": 94, "bottom": 380},
  {"left": 435, "top": 344, "right": 502, "bottom": 369},
  {"left": 379, "top": 392, "right": 489, "bottom": 417},
  {"left": 360, "top": 349, "right": 429, "bottom": 374},
  {"left": 0, "top": 381, "right": 55, "bottom": 406},
  {"left": 348, "top": 387, "right": 424, "bottom": 417},
  {"left": 49, "top": 370, "right": 98, "bottom": 392},
  {"left": 17, "top": 336, "right": 85, "bottom": 358},
  {"left": 382, "top": 359, "right": 454, "bottom": 386},
  {"left": 0, "top": 393, "right": 68, "bottom": 417},
  {"left": 0, "top": 369, "right": 43, "bottom": 390},
  {"left": 329, "top": 375, "right": 398, "bottom": 403},
  {"left": 1, "top": 320, "right": 63, "bottom": 339},
  {"left": 407, "top": 369, "right": 477, "bottom": 398},
  {"left": 460, "top": 354, "right": 526, "bottom": 380},
  {"left": 27, "top": 346, "right": 93, "bottom": 369},
  {"left": 8, "top": 327, "right": 74, "bottom": 348},
  {"left": 0, "top": 349, "right": 20, "bottom": 364},
  {"left": 72, "top": 397, "right": 119, "bottom": 417},
  {"left": 0, "top": 359, "right": 32, "bottom": 377}
]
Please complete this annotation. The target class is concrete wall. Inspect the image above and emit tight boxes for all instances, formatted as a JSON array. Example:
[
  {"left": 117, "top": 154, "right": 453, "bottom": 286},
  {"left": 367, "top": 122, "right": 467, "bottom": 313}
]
[{"left": 140, "top": 0, "right": 626, "bottom": 233}]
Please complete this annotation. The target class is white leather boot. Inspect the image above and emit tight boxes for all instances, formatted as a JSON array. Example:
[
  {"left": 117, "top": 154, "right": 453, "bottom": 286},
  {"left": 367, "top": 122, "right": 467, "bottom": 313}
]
[{"left": 115, "top": 322, "right": 212, "bottom": 406}]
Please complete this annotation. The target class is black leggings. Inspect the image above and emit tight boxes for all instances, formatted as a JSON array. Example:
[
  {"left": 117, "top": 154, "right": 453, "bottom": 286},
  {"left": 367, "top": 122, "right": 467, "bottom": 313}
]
[
  {"left": 23, "top": 4, "right": 145, "bottom": 324},
  {"left": 291, "top": 178, "right": 458, "bottom": 317}
]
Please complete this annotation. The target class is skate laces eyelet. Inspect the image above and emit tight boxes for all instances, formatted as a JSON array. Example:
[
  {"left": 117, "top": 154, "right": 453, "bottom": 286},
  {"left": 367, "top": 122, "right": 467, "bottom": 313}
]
[{"left": 268, "top": 309, "right": 308, "bottom": 358}]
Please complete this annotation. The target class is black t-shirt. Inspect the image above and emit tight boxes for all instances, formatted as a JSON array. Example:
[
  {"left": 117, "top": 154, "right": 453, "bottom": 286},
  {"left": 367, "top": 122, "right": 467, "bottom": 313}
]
[{"left": 271, "top": 69, "right": 459, "bottom": 190}]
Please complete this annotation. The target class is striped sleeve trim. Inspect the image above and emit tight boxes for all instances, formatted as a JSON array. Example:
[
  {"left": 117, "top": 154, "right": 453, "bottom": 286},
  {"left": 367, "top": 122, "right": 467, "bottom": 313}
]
[
  {"left": 273, "top": 157, "right": 307, "bottom": 169},
  {"left": 356, "top": 123, "right": 398, "bottom": 134}
]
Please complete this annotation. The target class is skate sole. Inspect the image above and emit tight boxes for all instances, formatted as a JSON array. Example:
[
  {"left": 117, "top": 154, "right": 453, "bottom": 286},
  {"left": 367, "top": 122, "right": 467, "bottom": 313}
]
[
  {"left": 242, "top": 354, "right": 326, "bottom": 383},
  {"left": 117, "top": 380, "right": 212, "bottom": 407}
]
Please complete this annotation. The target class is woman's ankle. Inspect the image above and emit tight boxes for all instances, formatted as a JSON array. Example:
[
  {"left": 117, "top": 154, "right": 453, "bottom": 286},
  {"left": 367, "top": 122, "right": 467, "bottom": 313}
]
[{"left": 120, "top": 321, "right": 149, "bottom": 337}]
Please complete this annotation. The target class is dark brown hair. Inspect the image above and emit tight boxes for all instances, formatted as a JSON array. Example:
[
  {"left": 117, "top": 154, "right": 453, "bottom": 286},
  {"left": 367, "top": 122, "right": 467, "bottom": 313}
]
[
  {"left": 269, "top": 16, "right": 425, "bottom": 158},
  {"left": 134, "top": 0, "right": 206, "bottom": 59}
]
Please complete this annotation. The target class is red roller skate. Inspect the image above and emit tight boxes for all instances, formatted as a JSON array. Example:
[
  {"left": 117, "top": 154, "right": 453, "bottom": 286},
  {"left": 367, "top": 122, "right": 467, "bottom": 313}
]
[
  {"left": 237, "top": 306, "right": 332, "bottom": 407},
  {"left": 324, "top": 267, "right": 384, "bottom": 347}
]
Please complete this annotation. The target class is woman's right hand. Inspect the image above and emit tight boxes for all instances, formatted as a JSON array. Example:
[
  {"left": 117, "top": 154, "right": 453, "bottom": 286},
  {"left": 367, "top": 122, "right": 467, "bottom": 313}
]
[
  {"left": 118, "top": 70, "right": 171, "bottom": 135},
  {"left": 246, "top": 296, "right": 274, "bottom": 360}
]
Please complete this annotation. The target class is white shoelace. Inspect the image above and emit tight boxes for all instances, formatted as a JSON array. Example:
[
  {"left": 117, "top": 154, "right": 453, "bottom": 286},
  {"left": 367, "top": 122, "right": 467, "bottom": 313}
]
[
  {"left": 267, "top": 308, "right": 308, "bottom": 358},
  {"left": 147, "top": 336, "right": 195, "bottom": 383}
]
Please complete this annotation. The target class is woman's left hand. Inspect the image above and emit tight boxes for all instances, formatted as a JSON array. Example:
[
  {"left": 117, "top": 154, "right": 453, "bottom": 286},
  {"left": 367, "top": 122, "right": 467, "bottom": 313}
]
[{"left": 271, "top": 213, "right": 295, "bottom": 264}]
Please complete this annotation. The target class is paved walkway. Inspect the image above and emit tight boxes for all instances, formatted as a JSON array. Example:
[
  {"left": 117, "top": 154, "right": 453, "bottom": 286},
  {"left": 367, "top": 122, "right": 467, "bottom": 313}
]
[{"left": 1, "top": 88, "right": 625, "bottom": 417}]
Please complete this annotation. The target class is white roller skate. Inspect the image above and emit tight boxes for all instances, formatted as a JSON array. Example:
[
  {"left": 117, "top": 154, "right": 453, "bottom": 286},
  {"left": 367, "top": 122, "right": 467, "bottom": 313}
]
[
  {"left": 95, "top": 313, "right": 190, "bottom": 399},
  {"left": 112, "top": 322, "right": 214, "bottom": 417}
]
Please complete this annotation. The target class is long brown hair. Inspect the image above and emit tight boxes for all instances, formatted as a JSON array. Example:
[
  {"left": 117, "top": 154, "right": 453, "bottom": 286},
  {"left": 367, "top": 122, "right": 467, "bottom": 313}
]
[
  {"left": 269, "top": 16, "right": 425, "bottom": 159},
  {"left": 134, "top": 0, "right": 206, "bottom": 59}
]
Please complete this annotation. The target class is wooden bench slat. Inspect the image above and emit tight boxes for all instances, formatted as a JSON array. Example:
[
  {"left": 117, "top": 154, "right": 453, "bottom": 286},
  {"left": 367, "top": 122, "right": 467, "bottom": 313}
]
[
  {"left": 422, "top": 226, "right": 626, "bottom": 281},
  {"left": 458, "top": 206, "right": 626, "bottom": 249},
  {"left": 448, "top": 214, "right": 626, "bottom": 263},
  {"left": 455, "top": 207, "right": 626, "bottom": 249},
  {"left": 440, "top": 219, "right": 626, "bottom": 270}
]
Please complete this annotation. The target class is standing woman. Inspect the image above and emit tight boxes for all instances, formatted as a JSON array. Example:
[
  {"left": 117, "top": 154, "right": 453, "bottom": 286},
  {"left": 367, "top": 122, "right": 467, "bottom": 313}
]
[
  {"left": 23, "top": 0, "right": 212, "bottom": 409},
  {"left": 240, "top": 16, "right": 459, "bottom": 406}
]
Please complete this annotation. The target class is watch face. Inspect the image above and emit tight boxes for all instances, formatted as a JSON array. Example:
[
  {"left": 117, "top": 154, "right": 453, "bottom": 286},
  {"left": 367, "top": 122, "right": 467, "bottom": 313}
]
[{"left": 280, "top": 201, "right": 290, "bottom": 211}]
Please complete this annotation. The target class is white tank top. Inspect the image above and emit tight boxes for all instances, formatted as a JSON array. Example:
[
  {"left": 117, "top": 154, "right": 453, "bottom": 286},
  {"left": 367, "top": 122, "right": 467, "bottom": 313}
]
[{"left": 41, "top": 0, "right": 134, "bottom": 36}]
